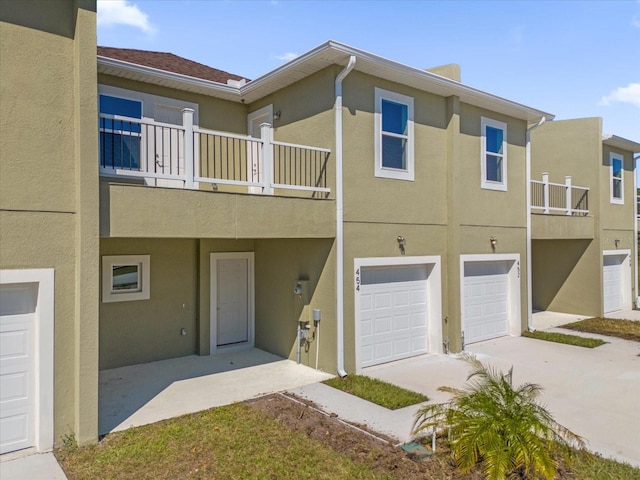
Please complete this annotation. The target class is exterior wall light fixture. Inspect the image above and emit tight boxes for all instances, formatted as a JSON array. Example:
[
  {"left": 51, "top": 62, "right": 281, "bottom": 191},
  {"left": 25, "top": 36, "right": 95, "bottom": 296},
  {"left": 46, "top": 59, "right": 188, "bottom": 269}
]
[
  {"left": 397, "top": 235, "right": 406, "bottom": 255},
  {"left": 490, "top": 236, "right": 497, "bottom": 252},
  {"left": 273, "top": 110, "right": 281, "bottom": 121},
  {"left": 615, "top": 239, "right": 620, "bottom": 248}
]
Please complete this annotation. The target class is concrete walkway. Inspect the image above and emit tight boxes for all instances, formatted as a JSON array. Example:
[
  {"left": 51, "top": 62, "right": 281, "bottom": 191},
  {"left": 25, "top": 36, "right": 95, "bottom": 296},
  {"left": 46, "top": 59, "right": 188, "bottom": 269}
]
[
  {"left": 293, "top": 329, "right": 640, "bottom": 467},
  {"left": 99, "top": 348, "right": 333, "bottom": 434},
  {"left": 0, "top": 452, "right": 67, "bottom": 480}
]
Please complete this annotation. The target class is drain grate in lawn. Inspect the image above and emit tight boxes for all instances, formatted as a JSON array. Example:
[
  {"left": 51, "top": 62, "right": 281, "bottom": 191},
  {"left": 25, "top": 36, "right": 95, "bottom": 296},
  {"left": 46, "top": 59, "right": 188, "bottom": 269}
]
[{"left": 323, "top": 375, "right": 428, "bottom": 409}]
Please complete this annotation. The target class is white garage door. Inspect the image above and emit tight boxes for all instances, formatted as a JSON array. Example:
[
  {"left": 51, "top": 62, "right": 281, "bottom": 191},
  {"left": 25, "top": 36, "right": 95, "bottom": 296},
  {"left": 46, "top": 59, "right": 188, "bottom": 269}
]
[
  {"left": 603, "top": 255, "right": 624, "bottom": 314},
  {"left": 463, "top": 261, "right": 509, "bottom": 345},
  {"left": 359, "top": 265, "right": 428, "bottom": 368},
  {"left": 0, "top": 284, "right": 37, "bottom": 454}
]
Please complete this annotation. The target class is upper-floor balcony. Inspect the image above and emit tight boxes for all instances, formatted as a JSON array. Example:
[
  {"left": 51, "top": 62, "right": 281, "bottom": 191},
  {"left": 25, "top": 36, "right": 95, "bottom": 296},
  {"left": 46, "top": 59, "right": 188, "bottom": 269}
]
[
  {"left": 98, "top": 109, "right": 335, "bottom": 239},
  {"left": 99, "top": 109, "right": 331, "bottom": 197},
  {"left": 530, "top": 173, "right": 593, "bottom": 239}
]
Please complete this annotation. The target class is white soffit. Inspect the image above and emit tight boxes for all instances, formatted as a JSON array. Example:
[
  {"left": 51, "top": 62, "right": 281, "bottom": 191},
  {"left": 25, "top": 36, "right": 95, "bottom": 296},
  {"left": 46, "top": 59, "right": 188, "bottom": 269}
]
[{"left": 98, "top": 40, "right": 554, "bottom": 122}]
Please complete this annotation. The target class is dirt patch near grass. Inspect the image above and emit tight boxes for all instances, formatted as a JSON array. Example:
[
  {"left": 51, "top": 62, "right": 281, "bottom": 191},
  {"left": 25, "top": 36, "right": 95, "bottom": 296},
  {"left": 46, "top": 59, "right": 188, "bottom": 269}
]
[{"left": 246, "top": 393, "right": 484, "bottom": 480}]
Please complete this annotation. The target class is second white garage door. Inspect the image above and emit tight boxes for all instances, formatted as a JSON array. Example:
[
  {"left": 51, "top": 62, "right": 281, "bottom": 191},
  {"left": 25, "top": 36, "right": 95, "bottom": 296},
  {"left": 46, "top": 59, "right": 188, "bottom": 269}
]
[
  {"left": 359, "top": 264, "right": 429, "bottom": 368},
  {"left": 462, "top": 260, "right": 510, "bottom": 345},
  {"left": 602, "top": 252, "right": 631, "bottom": 314}
]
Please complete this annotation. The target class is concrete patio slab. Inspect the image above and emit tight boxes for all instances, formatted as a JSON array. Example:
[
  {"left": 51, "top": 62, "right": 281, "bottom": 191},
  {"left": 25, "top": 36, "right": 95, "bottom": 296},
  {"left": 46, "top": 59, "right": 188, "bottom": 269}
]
[
  {"left": 100, "top": 348, "right": 333, "bottom": 435},
  {"left": 361, "top": 334, "right": 640, "bottom": 467},
  {"left": 606, "top": 309, "right": 640, "bottom": 321},
  {"left": 0, "top": 452, "right": 67, "bottom": 480},
  {"left": 532, "top": 310, "right": 589, "bottom": 330}
]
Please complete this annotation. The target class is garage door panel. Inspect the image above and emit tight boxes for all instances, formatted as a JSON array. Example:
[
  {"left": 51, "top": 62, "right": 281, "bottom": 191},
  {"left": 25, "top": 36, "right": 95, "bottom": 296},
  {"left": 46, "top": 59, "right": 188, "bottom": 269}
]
[
  {"left": 359, "top": 265, "right": 430, "bottom": 368},
  {"left": 463, "top": 261, "right": 510, "bottom": 345},
  {"left": 603, "top": 255, "right": 624, "bottom": 314},
  {"left": 0, "top": 286, "right": 35, "bottom": 454}
]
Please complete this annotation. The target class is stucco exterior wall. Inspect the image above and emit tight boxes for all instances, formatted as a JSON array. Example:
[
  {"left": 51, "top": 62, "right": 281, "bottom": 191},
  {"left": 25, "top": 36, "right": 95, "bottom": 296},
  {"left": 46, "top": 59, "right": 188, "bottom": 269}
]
[
  {"left": 532, "top": 239, "right": 600, "bottom": 316},
  {"left": 0, "top": 0, "right": 99, "bottom": 446},
  {"left": 254, "top": 239, "right": 336, "bottom": 370},
  {"left": 99, "top": 238, "right": 198, "bottom": 370}
]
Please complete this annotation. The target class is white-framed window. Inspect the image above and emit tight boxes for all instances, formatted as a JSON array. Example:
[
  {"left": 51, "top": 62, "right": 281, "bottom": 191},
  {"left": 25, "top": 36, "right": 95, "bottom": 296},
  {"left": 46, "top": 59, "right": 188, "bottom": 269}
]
[
  {"left": 99, "top": 94, "right": 143, "bottom": 170},
  {"left": 102, "top": 255, "right": 150, "bottom": 303},
  {"left": 610, "top": 152, "right": 624, "bottom": 204},
  {"left": 480, "top": 117, "right": 507, "bottom": 191},
  {"left": 374, "top": 88, "right": 414, "bottom": 181}
]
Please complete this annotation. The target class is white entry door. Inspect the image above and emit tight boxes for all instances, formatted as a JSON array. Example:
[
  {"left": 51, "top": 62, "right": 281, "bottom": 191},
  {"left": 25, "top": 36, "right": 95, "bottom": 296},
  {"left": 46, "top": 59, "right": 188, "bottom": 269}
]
[
  {"left": 210, "top": 253, "right": 254, "bottom": 350},
  {"left": 463, "top": 261, "right": 510, "bottom": 345},
  {"left": 359, "top": 265, "right": 429, "bottom": 368},
  {"left": 0, "top": 283, "right": 37, "bottom": 454}
]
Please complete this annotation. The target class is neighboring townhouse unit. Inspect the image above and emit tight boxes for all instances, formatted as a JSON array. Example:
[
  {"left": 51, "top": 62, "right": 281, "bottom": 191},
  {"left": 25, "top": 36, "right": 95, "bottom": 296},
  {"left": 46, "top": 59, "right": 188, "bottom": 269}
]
[
  {"left": 9, "top": 0, "right": 637, "bottom": 456},
  {"left": 530, "top": 118, "right": 640, "bottom": 317},
  {"left": 0, "top": 0, "right": 99, "bottom": 453}
]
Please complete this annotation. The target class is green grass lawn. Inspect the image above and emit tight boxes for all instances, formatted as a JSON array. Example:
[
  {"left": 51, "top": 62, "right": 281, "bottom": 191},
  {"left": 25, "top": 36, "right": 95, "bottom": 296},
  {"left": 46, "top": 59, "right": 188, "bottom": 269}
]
[
  {"left": 55, "top": 401, "right": 640, "bottom": 480},
  {"left": 522, "top": 330, "right": 606, "bottom": 348},
  {"left": 561, "top": 317, "right": 640, "bottom": 342},
  {"left": 323, "top": 375, "right": 428, "bottom": 409},
  {"left": 56, "top": 404, "right": 391, "bottom": 480}
]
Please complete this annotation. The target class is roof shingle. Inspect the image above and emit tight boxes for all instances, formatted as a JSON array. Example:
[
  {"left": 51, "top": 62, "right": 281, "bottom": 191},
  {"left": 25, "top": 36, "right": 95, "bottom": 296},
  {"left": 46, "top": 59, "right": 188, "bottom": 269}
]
[{"left": 97, "top": 46, "right": 248, "bottom": 84}]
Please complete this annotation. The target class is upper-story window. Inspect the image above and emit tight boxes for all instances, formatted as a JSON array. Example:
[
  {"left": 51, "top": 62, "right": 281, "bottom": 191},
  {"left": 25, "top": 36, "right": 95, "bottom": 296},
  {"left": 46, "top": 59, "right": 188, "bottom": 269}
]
[
  {"left": 374, "top": 88, "right": 414, "bottom": 181},
  {"left": 610, "top": 153, "right": 624, "bottom": 204},
  {"left": 99, "top": 94, "right": 143, "bottom": 170},
  {"left": 480, "top": 117, "right": 507, "bottom": 191}
]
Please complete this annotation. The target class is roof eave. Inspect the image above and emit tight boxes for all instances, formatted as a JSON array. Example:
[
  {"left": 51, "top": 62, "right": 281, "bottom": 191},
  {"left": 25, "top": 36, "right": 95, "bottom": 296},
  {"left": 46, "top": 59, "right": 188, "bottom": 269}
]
[
  {"left": 97, "top": 55, "right": 242, "bottom": 101},
  {"left": 602, "top": 134, "right": 640, "bottom": 154}
]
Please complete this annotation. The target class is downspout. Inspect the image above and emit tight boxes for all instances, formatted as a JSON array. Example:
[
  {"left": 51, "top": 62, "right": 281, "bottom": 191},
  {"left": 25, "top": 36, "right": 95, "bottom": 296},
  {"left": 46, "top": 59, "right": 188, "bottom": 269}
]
[
  {"left": 525, "top": 116, "right": 546, "bottom": 331},
  {"left": 335, "top": 55, "right": 356, "bottom": 377},
  {"left": 634, "top": 154, "right": 640, "bottom": 308}
]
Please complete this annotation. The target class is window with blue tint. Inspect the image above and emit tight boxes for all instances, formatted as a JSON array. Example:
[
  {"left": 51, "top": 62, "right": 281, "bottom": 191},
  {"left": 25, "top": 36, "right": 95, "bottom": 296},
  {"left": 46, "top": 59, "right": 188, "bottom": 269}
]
[
  {"left": 99, "top": 95, "right": 142, "bottom": 169},
  {"left": 611, "top": 154, "right": 623, "bottom": 203},
  {"left": 382, "top": 100, "right": 408, "bottom": 135},
  {"left": 480, "top": 117, "right": 507, "bottom": 191},
  {"left": 374, "top": 88, "right": 414, "bottom": 181},
  {"left": 486, "top": 126, "right": 503, "bottom": 154}
]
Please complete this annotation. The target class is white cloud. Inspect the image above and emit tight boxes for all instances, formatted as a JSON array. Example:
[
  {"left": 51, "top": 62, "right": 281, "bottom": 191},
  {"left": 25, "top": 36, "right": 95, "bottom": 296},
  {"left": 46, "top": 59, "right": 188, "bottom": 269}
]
[
  {"left": 599, "top": 83, "right": 640, "bottom": 108},
  {"left": 276, "top": 52, "right": 299, "bottom": 62},
  {"left": 97, "top": 0, "right": 156, "bottom": 34},
  {"left": 632, "top": 15, "right": 640, "bottom": 28}
]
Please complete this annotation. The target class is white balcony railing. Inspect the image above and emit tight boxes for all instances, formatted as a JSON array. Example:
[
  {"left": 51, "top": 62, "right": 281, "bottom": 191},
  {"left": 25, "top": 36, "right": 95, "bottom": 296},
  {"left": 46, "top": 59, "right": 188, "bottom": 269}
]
[
  {"left": 99, "top": 108, "right": 331, "bottom": 197},
  {"left": 531, "top": 173, "right": 589, "bottom": 215}
]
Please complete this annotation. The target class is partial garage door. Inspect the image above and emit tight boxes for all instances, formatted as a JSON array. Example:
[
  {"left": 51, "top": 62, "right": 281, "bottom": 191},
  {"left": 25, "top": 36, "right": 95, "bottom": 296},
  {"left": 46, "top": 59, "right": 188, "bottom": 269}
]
[
  {"left": 359, "top": 264, "right": 428, "bottom": 368},
  {"left": 0, "top": 283, "right": 37, "bottom": 454},
  {"left": 463, "top": 261, "right": 509, "bottom": 345},
  {"left": 603, "top": 255, "right": 624, "bottom": 314}
]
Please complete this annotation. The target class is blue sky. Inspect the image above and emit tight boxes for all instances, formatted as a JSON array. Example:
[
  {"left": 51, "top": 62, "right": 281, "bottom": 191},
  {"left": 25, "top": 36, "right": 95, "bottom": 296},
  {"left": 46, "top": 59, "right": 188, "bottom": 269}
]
[{"left": 97, "top": 0, "right": 639, "bottom": 142}]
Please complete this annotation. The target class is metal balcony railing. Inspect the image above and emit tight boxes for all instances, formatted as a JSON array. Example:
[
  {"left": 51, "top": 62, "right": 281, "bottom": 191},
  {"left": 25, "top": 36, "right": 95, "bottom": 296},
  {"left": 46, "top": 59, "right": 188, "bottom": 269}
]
[
  {"left": 531, "top": 173, "right": 589, "bottom": 215},
  {"left": 99, "top": 109, "right": 331, "bottom": 197}
]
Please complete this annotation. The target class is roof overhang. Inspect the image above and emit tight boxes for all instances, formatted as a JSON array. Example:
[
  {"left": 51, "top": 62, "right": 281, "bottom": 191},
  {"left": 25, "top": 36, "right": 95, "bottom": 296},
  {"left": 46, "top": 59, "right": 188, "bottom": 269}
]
[
  {"left": 98, "top": 40, "right": 554, "bottom": 123},
  {"left": 602, "top": 134, "right": 640, "bottom": 154}
]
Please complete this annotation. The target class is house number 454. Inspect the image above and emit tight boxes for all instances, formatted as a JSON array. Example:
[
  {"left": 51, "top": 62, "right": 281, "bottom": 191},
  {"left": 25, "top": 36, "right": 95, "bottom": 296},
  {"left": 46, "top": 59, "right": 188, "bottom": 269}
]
[{"left": 355, "top": 268, "right": 360, "bottom": 291}]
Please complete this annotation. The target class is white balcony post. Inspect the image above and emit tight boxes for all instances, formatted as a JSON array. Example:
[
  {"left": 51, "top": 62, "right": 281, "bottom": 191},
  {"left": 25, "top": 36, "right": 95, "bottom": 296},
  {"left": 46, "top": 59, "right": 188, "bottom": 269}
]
[
  {"left": 260, "top": 122, "right": 273, "bottom": 195},
  {"left": 182, "top": 108, "right": 195, "bottom": 189},
  {"left": 542, "top": 172, "right": 549, "bottom": 214},
  {"left": 565, "top": 175, "right": 572, "bottom": 215}
]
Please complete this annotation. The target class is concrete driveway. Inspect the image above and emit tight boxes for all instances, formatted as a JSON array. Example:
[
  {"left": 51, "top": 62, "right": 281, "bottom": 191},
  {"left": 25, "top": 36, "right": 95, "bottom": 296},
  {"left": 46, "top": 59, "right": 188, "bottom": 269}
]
[{"left": 364, "top": 333, "right": 640, "bottom": 467}]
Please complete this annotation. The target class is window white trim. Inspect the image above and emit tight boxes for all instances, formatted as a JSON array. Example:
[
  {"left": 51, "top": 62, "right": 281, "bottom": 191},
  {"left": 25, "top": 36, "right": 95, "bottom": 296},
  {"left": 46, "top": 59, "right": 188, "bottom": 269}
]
[
  {"left": 610, "top": 152, "right": 624, "bottom": 204},
  {"left": 374, "top": 88, "right": 414, "bottom": 181},
  {"left": 102, "top": 255, "right": 150, "bottom": 303},
  {"left": 480, "top": 117, "right": 507, "bottom": 191}
]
